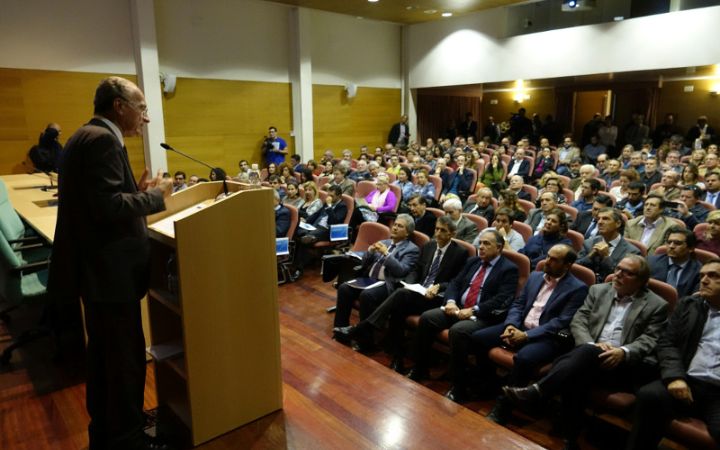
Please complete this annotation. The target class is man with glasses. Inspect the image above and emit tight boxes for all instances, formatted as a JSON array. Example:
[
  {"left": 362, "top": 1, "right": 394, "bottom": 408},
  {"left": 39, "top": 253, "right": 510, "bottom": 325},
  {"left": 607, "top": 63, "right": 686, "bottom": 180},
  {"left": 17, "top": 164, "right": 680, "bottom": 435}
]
[
  {"left": 49, "top": 77, "right": 173, "bottom": 450},
  {"left": 648, "top": 227, "right": 701, "bottom": 298},
  {"left": 502, "top": 255, "right": 668, "bottom": 449},
  {"left": 172, "top": 171, "right": 187, "bottom": 193}
]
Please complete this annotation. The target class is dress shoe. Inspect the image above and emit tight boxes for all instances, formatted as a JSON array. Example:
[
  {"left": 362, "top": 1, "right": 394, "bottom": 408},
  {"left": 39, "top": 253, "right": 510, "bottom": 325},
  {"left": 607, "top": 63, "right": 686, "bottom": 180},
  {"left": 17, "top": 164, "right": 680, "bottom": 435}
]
[
  {"left": 502, "top": 383, "right": 542, "bottom": 405},
  {"left": 332, "top": 327, "right": 354, "bottom": 345},
  {"left": 444, "top": 386, "right": 468, "bottom": 403},
  {"left": 405, "top": 367, "right": 429, "bottom": 382},
  {"left": 351, "top": 340, "right": 378, "bottom": 354},
  {"left": 485, "top": 397, "right": 511, "bottom": 425},
  {"left": 389, "top": 357, "right": 405, "bottom": 374},
  {"left": 290, "top": 269, "right": 303, "bottom": 281}
]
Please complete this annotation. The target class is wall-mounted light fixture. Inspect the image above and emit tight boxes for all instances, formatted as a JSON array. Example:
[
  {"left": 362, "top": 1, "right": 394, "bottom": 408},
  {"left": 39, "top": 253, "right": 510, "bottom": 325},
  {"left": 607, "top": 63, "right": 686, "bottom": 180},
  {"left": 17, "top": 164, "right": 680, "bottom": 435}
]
[{"left": 513, "top": 79, "right": 530, "bottom": 102}]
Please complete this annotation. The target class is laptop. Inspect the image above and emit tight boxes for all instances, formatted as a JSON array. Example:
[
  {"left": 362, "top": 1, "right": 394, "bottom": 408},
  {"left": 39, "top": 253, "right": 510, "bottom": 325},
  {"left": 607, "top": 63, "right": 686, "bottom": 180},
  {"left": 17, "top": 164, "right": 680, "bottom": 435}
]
[
  {"left": 330, "top": 224, "right": 349, "bottom": 242},
  {"left": 276, "top": 237, "right": 290, "bottom": 256}
]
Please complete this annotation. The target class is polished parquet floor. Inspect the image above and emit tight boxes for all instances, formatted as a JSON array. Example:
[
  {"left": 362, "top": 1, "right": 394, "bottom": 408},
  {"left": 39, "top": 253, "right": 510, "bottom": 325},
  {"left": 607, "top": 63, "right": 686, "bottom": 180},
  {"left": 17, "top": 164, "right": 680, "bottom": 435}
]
[{"left": 0, "top": 267, "right": 684, "bottom": 449}]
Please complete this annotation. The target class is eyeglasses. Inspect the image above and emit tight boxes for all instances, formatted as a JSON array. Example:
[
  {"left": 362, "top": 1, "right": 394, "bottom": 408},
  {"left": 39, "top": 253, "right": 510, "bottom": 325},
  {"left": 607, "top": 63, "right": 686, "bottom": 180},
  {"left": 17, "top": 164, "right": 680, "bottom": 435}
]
[
  {"left": 615, "top": 267, "right": 638, "bottom": 277},
  {"left": 121, "top": 97, "right": 148, "bottom": 116}
]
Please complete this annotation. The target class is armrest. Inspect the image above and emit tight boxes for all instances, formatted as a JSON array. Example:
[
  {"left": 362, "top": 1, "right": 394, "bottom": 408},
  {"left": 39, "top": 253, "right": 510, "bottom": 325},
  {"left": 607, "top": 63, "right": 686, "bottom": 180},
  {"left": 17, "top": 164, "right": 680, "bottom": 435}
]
[{"left": 10, "top": 259, "right": 50, "bottom": 275}]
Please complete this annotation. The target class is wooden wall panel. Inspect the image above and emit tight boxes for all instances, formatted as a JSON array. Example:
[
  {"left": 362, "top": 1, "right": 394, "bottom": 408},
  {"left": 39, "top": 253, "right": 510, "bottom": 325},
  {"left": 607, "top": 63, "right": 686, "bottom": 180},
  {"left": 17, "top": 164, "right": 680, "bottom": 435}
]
[
  {"left": 0, "top": 68, "right": 146, "bottom": 175},
  {"left": 656, "top": 79, "right": 719, "bottom": 135},
  {"left": 416, "top": 94, "right": 482, "bottom": 142},
  {"left": 162, "top": 78, "right": 293, "bottom": 176},
  {"left": 481, "top": 87, "right": 557, "bottom": 139},
  {"left": 312, "top": 85, "right": 400, "bottom": 159}
]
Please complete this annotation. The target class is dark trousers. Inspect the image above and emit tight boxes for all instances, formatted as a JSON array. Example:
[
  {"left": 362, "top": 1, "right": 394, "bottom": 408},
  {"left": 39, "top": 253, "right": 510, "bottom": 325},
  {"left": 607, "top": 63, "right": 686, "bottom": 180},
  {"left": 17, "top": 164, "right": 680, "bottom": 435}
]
[
  {"left": 83, "top": 299, "right": 147, "bottom": 450},
  {"left": 538, "top": 343, "right": 655, "bottom": 439},
  {"left": 334, "top": 282, "right": 389, "bottom": 327},
  {"left": 294, "top": 226, "right": 330, "bottom": 269},
  {"left": 412, "top": 307, "right": 488, "bottom": 372},
  {"left": 627, "top": 378, "right": 720, "bottom": 449},
  {"left": 362, "top": 287, "right": 443, "bottom": 356},
  {"left": 471, "top": 323, "right": 560, "bottom": 387}
]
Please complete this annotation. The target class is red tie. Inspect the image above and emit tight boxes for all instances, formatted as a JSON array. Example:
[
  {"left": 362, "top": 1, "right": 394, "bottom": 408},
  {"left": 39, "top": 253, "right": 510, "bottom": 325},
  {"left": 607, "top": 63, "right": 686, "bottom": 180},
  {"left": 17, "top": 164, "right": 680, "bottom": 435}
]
[{"left": 464, "top": 262, "right": 489, "bottom": 308}]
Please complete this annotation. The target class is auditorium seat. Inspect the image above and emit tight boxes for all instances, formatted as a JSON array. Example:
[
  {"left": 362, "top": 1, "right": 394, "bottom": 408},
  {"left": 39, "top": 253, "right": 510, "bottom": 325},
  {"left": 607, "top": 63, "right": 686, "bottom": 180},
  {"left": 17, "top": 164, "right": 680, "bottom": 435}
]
[{"left": 462, "top": 213, "right": 487, "bottom": 233}]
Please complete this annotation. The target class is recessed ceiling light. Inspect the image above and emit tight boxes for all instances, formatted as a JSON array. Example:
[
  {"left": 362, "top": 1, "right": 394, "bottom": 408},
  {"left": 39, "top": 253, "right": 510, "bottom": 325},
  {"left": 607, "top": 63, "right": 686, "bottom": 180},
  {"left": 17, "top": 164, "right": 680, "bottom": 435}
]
[
  {"left": 613, "top": 16, "right": 624, "bottom": 21},
  {"left": 368, "top": 0, "right": 379, "bottom": 3},
  {"left": 424, "top": 9, "right": 437, "bottom": 14},
  {"left": 442, "top": 12, "right": 453, "bottom": 17}
]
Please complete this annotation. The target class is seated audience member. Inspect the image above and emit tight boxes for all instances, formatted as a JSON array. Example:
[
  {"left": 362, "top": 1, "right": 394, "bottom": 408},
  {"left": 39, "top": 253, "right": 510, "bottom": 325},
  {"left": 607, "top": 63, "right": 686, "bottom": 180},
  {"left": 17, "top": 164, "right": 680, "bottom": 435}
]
[
  {"left": 565, "top": 157, "right": 583, "bottom": 185},
  {"left": 278, "top": 163, "right": 295, "bottom": 185},
  {"left": 667, "top": 185, "right": 709, "bottom": 228},
  {"left": 640, "top": 157, "right": 662, "bottom": 191},
  {"left": 609, "top": 168, "right": 639, "bottom": 203},
  {"left": 263, "top": 162, "right": 278, "bottom": 181},
  {"left": 320, "top": 160, "right": 334, "bottom": 177},
  {"left": 283, "top": 180, "right": 305, "bottom": 209},
  {"left": 665, "top": 149, "right": 684, "bottom": 173},
  {"left": 503, "top": 255, "right": 668, "bottom": 449},
  {"left": 268, "top": 175, "right": 285, "bottom": 200},
  {"left": 407, "top": 194, "right": 437, "bottom": 237},
  {"left": 332, "top": 215, "right": 420, "bottom": 328},
  {"left": 601, "top": 158, "right": 621, "bottom": 188},
  {"left": 173, "top": 171, "right": 187, "bottom": 193},
  {"left": 648, "top": 226, "right": 701, "bottom": 298},
  {"left": 475, "top": 207, "right": 525, "bottom": 251},
  {"left": 569, "top": 164, "right": 596, "bottom": 195},
  {"left": 624, "top": 194, "right": 676, "bottom": 255},
  {"left": 537, "top": 176, "right": 567, "bottom": 205},
  {"left": 618, "top": 144, "right": 633, "bottom": 169},
  {"left": 440, "top": 154, "right": 474, "bottom": 202},
  {"left": 305, "top": 159, "right": 320, "bottom": 176},
  {"left": 187, "top": 175, "right": 199, "bottom": 187},
  {"left": 431, "top": 157, "right": 449, "bottom": 178},
  {"left": 533, "top": 147, "right": 555, "bottom": 180},
  {"left": 406, "top": 229, "right": 519, "bottom": 382},
  {"left": 577, "top": 207, "right": 641, "bottom": 283},
  {"left": 506, "top": 148, "right": 530, "bottom": 182},
  {"left": 474, "top": 245, "right": 587, "bottom": 421},
  {"left": 291, "top": 154, "right": 303, "bottom": 173},
  {"left": 627, "top": 259, "right": 720, "bottom": 449},
  {"left": 357, "top": 174, "right": 397, "bottom": 222},
  {"left": 615, "top": 181, "right": 645, "bottom": 219},
  {"left": 298, "top": 167, "right": 314, "bottom": 184},
  {"left": 209, "top": 167, "right": 227, "bottom": 182},
  {"left": 292, "top": 185, "right": 348, "bottom": 277},
  {"left": 583, "top": 135, "right": 606, "bottom": 165},
  {"left": 652, "top": 170, "right": 682, "bottom": 201},
  {"left": 333, "top": 216, "right": 469, "bottom": 362},
  {"left": 497, "top": 189, "right": 527, "bottom": 223},
  {"left": 571, "top": 194, "right": 614, "bottom": 238},
  {"left": 386, "top": 155, "right": 402, "bottom": 176},
  {"left": 393, "top": 166, "right": 415, "bottom": 207},
  {"left": 526, "top": 192, "right": 559, "bottom": 235},
  {"left": 519, "top": 208, "right": 573, "bottom": 268},
  {"left": 463, "top": 187, "right": 495, "bottom": 223},
  {"left": 507, "top": 175, "right": 532, "bottom": 201},
  {"left": 696, "top": 210, "right": 720, "bottom": 256},
  {"left": 703, "top": 171, "right": 720, "bottom": 209},
  {"left": 629, "top": 151, "right": 645, "bottom": 175},
  {"left": 348, "top": 159, "right": 372, "bottom": 182},
  {"left": 556, "top": 137, "right": 580, "bottom": 176},
  {"left": 274, "top": 190, "right": 290, "bottom": 237},
  {"left": 700, "top": 152, "right": 719, "bottom": 178},
  {"left": 571, "top": 178, "right": 600, "bottom": 213},
  {"left": 595, "top": 153, "right": 608, "bottom": 174},
  {"left": 480, "top": 151, "right": 506, "bottom": 194},
  {"left": 412, "top": 169, "right": 436, "bottom": 205},
  {"left": 443, "top": 198, "right": 479, "bottom": 243},
  {"left": 368, "top": 161, "right": 383, "bottom": 181},
  {"left": 326, "top": 165, "right": 355, "bottom": 196},
  {"left": 681, "top": 163, "right": 705, "bottom": 190},
  {"left": 299, "top": 181, "right": 323, "bottom": 220}
]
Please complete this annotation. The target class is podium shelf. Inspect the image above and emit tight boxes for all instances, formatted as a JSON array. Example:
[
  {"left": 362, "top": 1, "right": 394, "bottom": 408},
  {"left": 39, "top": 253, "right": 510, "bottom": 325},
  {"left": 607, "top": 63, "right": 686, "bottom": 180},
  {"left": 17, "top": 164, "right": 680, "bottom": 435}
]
[{"left": 148, "top": 288, "right": 181, "bottom": 315}]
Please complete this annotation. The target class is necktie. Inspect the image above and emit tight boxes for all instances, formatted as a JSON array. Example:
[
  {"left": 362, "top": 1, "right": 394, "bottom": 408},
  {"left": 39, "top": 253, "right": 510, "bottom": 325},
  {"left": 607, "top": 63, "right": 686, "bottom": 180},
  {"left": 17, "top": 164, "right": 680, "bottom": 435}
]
[
  {"left": 464, "top": 262, "right": 490, "bottom": 308},
  {"left": 423, "top": 249, "right": 443, "bottom": 287},
  {"left": 369, "top": 244, "right": 396, "bottom": 280},
  {"left": 585, "top": 220, "right": 597, "bottom": 238},
  {"left": 667, "top": 263, "right": 680, "bottom": 288}
]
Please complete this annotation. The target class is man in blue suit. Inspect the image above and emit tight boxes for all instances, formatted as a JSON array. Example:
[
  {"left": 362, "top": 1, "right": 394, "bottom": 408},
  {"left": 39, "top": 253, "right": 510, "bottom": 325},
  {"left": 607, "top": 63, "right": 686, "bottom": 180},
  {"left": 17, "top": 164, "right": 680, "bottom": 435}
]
[
  {"left": 648, "top": 226, "right": 702, "bottom": 298},
  {"left": 469, "top": 244, "right": 588, "bottom": 420},
  {"left": 332, "top": 214, "right": 419, "bottom": 329},
  {"left": 405, "top": 229, "right": 519, "bottom": 383},
  {"left": 274, "top": 189, "right": 290, "bottom": 237}
]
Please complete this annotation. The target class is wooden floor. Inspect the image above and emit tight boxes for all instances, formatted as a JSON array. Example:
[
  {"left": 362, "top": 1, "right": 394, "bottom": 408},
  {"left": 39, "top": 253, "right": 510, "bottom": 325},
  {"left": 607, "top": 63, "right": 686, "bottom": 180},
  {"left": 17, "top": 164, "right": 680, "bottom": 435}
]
[{"left": 0, "top": 267, "right": 678, "bottom": 450}]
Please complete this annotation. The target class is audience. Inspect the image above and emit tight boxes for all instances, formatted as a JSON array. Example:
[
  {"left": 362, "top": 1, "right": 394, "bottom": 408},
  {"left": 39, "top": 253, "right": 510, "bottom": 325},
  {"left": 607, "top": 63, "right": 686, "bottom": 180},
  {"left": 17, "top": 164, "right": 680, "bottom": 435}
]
[
  {"left": 443, "top": 198, "right": 479, "bottom": 243},
  {"left": 647, "top": 226, "right": 701, "bottom": 298}
]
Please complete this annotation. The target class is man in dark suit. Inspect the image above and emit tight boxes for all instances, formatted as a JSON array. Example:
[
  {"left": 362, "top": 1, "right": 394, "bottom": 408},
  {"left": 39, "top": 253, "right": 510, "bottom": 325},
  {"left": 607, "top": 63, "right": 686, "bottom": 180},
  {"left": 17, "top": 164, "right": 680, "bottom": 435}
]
[
  {"left": 450, "top": 244, "right": 588, "bottom": 411},
  {"left": 405, "top": 229, "right": 519, "bottom": 382},
  {"left": 627, "top": 260, "right": 720, "bottom": 449},
  {"left": 503, "top": 255, "right": 668, "bottom": 449},
  {"left": 387, "top": 114, "right": 410, "bottom": 149},
  {"left": 440, "top": 154, "right": 474, "bottom": 202},
  {"left": 332, "top": 214, "right": 419, "bottom": 328},
  {"left": 570, "top": 194, "right": 614, "bottom": 237},
  {"left": 49, "top": 77, "right": 172, "bottom": 450},
  {"left": 333, "top": 215, "right": 469, "bottom": 362},
  {"left": 507, "top": 175, "right": 532, "bottom": 201},
  {"left": 703, "top": 171, "right": 720, "bottom": 209},
  {"left": 459, "top": 112, "right": 478, "bottom": 141},
  {"left": 463, "top": 187, "right": 495, "bottom": 224},
  {"left": 577, "top": 207, "right": 641, "bottom": 283},
  {"left": 407, "top": 194, "right": 436, "bottom": 237},
  {"left": 274, "top": 190, "right": 290, "bottom": 237},
  {"left": 648, "top": 226, "right": 702, "bottom": 298},
  {"left": 525, "top": 191, "right": 558, "bottom": 235},
  {"left": 506, "top": 149, "right": 530, "bottom": 182}
]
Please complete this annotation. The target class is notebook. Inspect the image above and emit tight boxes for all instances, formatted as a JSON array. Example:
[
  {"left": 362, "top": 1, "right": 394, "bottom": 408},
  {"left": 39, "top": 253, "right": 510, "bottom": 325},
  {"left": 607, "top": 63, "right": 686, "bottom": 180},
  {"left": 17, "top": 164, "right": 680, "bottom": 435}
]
[
  {"left": 330, "top": 224, "right": 349, "bottom": 241},
  {"left": 276, "top": 237, "right": 290, "bottom": 256}
]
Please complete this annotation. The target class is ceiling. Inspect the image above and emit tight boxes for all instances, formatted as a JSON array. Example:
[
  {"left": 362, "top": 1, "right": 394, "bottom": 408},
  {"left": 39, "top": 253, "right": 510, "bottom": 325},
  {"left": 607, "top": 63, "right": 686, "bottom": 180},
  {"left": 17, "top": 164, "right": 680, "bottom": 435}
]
[{"left": 265, "top": 0, "right": 531, "bottom": 24}]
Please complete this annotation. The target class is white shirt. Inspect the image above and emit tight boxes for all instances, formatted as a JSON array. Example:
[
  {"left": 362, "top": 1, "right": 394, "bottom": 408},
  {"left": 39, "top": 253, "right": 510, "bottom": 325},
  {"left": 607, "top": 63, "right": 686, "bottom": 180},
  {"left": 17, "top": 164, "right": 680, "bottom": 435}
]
[{"left": 97, "top": 116, "right": 124, "bottom": 147}]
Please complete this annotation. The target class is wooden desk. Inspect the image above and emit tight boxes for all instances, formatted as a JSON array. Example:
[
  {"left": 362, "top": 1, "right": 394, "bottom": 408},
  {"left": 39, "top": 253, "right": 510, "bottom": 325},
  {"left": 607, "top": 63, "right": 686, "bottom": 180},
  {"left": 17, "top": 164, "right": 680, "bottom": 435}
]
[{"left": 1, "top": 173, "right": 59, "bottom": 242}]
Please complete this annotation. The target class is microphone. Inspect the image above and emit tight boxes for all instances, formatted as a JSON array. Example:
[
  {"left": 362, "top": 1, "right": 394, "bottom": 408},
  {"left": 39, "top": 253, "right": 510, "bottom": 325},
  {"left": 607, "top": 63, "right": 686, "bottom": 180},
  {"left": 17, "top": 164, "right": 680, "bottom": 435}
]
[{"left": 161, "top": 142, "right": 228, "bottom": 197}]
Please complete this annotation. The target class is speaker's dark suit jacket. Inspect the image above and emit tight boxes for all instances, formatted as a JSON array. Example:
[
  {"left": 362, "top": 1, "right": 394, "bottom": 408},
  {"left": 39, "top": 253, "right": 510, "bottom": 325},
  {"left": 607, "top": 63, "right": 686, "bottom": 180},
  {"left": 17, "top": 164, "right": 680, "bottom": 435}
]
[
  {"left": 506, "top": 159, "right": 530, "bottom": 181},
  {"left": 444, "top": 255, "right": 518, "bottom": 320},
  {"left": 404, "top": 240, "right": 469, "bottom": 294},
  {"left": 49, "top": 118, "right": 165, "bottom": 304},
  {"left": 648, "top": 253, "right": 701, "bottom": 299},
  {"left": 504, "top": 271, "right": 588, "bottom": 340}
]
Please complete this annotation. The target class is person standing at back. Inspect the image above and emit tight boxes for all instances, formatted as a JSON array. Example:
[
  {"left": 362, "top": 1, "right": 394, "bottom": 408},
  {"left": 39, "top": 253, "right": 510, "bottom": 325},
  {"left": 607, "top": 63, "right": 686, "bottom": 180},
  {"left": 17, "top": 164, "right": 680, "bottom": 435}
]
[{"left": 49, "top": 76, "right": 173, "bottom": 450}]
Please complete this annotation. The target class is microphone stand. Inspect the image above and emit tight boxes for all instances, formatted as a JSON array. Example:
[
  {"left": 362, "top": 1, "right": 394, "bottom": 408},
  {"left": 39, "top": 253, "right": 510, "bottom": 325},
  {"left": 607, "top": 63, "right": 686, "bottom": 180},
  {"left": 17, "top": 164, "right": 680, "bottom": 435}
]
[{"left": 161, "top": 143, "right": 229, "bottom": 197}]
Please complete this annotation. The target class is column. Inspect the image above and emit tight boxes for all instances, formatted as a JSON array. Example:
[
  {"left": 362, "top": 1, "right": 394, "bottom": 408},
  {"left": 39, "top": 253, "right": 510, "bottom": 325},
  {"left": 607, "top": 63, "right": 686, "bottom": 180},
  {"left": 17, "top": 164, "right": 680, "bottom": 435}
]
[{"left": 288, "top": 7, "right": 314, "bottom": 163}]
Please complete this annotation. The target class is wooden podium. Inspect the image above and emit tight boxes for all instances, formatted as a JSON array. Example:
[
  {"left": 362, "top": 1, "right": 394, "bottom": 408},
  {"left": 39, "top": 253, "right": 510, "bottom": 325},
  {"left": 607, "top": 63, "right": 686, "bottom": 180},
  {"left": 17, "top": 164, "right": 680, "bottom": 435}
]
[{"left": 145, "top": 181, "right": 282, "bottom": 446}]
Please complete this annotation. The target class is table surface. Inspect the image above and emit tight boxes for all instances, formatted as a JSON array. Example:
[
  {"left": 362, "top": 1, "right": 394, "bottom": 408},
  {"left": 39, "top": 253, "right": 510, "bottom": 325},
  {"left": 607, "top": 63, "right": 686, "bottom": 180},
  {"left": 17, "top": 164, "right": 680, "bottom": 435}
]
[{"left": 2, "top": 173, "right": 59, "bottom": 242}]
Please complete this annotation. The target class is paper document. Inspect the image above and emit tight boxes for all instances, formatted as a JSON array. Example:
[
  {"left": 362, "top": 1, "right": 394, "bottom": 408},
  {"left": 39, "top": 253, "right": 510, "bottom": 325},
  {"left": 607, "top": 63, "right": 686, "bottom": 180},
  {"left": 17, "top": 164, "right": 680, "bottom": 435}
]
[
  {"left": 346, "top": 278, "right": 385, "bottom": 290},
  {"left": 346, "top": 251, "right": 364, "bottom": 260},
  {"left": 146, "top": 341, "right": 184, "bottom": 361},
  {"left": 400, "top": 281, "right": 427, "bottom": 296},
  {"left": 298, "top": 222, "right": 317, "bottom": 231}
]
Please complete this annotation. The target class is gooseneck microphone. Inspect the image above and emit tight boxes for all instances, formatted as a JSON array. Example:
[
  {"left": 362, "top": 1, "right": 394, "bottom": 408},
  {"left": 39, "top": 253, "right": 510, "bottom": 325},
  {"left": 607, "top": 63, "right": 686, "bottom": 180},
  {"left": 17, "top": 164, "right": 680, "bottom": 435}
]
[{"left": 161, "top": 142, "right": 228, "bottom": 197}]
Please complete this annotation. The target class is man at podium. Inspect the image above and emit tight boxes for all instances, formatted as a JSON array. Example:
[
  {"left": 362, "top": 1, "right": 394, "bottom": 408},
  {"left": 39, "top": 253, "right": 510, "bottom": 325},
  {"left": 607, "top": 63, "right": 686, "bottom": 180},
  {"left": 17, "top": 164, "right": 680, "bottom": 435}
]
[{"left": 49, "top": 76, "right": 173, "bottom": 450}]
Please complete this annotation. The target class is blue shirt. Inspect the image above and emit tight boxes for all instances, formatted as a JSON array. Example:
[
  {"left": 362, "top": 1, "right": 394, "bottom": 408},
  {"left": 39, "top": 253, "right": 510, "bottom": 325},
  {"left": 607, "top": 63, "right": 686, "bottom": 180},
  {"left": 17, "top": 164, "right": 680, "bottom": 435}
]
[{"left": 266, "top": 137, "right": 288, "bottom": 165}]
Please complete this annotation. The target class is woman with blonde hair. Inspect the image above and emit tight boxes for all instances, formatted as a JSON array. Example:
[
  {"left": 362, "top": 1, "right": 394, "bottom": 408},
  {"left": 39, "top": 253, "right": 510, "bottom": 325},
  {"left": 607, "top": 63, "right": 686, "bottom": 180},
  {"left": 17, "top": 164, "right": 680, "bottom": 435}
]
[{"left": 299, "top": 181, "right": 323, "bottom": 220}]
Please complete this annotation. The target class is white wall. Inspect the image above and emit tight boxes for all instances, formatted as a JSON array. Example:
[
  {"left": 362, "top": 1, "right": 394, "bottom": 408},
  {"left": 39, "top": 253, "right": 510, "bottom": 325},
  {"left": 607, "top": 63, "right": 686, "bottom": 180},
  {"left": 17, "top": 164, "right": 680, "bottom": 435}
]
[
  {"left": 408, "top": 6, "right": 720, "bottom": 88},
  {"left": 0, "top": 0, "right": 135, "bottom": 73},
  {"left": 309, "top": 10, "right": 402, "bottom": 88},
  {"left": 155, "top": 0, "right": 291, "bottom": 82}
]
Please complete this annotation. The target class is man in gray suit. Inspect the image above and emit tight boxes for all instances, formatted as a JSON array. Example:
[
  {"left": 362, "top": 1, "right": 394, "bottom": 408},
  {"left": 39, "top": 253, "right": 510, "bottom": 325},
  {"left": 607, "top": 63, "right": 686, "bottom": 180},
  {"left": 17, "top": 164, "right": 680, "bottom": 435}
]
[
  {"left": 525, "top": 191, "right": 559, "bottom": 235},
  {"left": 624, "top": 194, "right": 675, "bottom": 255},
  {"left": 577, "top": 207, "right": 641, "bottom": 283},
  {"left": 443, "top": 197, "right": 478, "bottom": 243},
  {"left": 333, "top": 213, "right": 419, "bottom": 328},
  {"left": 503, "top": 255, "right": 668, "bottom": 449}
]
